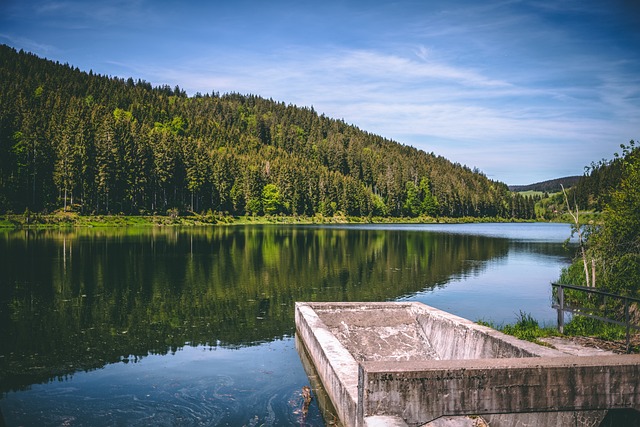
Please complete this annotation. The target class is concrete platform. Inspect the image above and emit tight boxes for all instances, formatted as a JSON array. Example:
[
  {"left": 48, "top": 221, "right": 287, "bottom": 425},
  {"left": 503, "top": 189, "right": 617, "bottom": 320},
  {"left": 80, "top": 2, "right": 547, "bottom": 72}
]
[
  {"left": 539, "top": 336, "right": 617, "bottom": 356},
  {"left": 295, "top": 302, "right": 640, "bottom": 427}
]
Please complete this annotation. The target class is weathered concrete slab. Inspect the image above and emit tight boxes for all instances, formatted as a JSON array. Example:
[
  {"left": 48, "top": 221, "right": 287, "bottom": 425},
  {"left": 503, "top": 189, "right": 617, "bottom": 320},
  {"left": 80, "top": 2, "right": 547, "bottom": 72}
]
[
  {"left": 320, "top": 304, "right": 439, "bottom": 361},
  {"left": 539, "top": 336, "right": 617, "bottom": 356},
  {"left": 363, "top": 415, "right": 411, "bottom": 427},
  {"left": 295, "top": 301, "right": 640, "bottom": 427},
  {"left": 410, "top": 302, "right": 565, "bottom": 359},
  {"left": 361, "top": 355, "right": 640, "bottom": 425}
]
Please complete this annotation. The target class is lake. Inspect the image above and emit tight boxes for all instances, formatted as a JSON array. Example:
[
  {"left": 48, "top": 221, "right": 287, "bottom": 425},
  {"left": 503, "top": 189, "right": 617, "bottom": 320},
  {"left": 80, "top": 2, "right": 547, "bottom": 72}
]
[{"left": 0, "top": 223, "right": 574, "bottom": 426}]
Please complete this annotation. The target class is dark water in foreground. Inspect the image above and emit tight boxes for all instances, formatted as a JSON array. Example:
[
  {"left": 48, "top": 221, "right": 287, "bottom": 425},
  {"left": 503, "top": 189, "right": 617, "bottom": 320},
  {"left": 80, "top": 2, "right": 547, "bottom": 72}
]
[{"left": 0, "top": 223, "right": 574, "bottom": 426}]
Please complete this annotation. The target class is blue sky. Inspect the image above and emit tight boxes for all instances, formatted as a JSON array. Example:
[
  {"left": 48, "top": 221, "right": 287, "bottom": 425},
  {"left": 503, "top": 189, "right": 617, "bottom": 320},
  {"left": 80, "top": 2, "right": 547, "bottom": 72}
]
[{"left": 2, "top": 0, "right": 639, "bottom": 185}]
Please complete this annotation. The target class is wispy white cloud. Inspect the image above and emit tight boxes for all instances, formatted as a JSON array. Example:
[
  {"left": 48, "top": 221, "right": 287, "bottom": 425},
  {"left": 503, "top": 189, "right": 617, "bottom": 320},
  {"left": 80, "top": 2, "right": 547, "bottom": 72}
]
[
  {"left": 33, "top": 1, "right": 69, "bottom": 14},
  {"left": 0, "top": 33, "right": 58, "bottom": 55},
  {"left": 34, "top": 0, "right": 153, "bottom": 27},
  {"left": 316, "top": 50, "right": 512, "bottom": 88}
]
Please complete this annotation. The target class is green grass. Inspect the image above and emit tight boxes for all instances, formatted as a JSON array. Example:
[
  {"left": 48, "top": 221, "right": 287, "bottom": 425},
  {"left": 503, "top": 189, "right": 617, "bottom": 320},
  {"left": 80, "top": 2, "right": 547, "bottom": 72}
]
[
  {"left": 479, "top": 311, "right": 558, "bottom": 344},
  {"left": 481, "top": 311, "right": 634, "bottom": 350},
  {"left": 0, "top": 219, "right": 14, "bottom": 228},
  {"left": 0, "top": 212, "right": 542, "bottom": 229},
  {"left": 517, "top": 190, "right": 546, "bottom": 197},
  {"left": 563, "top": 316, "right": 628, "bottom": 341},
  {"left": 500, "top": 312, "right": 558, "bottom": 343}
]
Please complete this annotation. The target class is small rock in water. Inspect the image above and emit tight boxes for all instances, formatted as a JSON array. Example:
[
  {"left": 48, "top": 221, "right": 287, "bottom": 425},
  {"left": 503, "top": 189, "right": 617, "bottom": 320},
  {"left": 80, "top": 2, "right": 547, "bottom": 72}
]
[{"left": 301, "top": 385, "right": 312, "bottom": 416}]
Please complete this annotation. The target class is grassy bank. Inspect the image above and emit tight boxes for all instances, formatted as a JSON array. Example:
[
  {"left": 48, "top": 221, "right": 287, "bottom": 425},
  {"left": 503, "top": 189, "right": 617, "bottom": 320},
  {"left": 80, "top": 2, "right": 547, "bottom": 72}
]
[
  {"left": 0, "top": 211, "right": 541, "bottom": 229},
  {"left": 479, "top": 311, "right": 638, "bottom": 353}
]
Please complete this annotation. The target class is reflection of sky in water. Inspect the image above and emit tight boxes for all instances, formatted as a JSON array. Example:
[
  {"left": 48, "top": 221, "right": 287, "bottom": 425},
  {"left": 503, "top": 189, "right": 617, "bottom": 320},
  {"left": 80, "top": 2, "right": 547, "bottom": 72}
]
[
  {"left": 318, "top": 222, "right": 575, "bottom": 243},
  {"left": 400, "top": 251, "right": 569, "bottom": 326}
]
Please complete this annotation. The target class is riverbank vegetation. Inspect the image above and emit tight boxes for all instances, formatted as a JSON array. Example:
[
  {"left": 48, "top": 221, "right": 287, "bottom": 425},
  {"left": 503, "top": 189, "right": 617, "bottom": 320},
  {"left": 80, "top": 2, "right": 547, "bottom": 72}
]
[
  {"left": 558, "top": 141, "right": 639, "bottom": 296},
  {"left": 0, "top": 209, "right": 541, "bottom": 229},
  {"left": 479, "top": 311, "right": 637, "bottom": 353},
  {"left": 496, "top": 142, "right": 640, "bottom": 349},
  {"left": 478, "top": 312, "right": 558, "bottom": 344},
  {"left": 555, "top": 142, "right": 640, "bottom": 348}
]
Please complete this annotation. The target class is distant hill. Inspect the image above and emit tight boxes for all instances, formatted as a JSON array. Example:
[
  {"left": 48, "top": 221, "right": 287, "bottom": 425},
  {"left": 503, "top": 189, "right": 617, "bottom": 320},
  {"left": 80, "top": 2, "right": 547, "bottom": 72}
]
[
  {"left": 509, "top": 176, "right": 582, "bottom": 193},
  {"left": 0, "top": 44, "right": 539, "bottom": 219}
]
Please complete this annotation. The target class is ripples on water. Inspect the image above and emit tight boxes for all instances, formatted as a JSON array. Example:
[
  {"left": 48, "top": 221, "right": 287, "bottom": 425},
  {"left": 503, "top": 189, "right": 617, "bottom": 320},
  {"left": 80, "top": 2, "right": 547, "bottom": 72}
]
[{"left": 1, "top": 341, "right": 325, "bottom": 426}]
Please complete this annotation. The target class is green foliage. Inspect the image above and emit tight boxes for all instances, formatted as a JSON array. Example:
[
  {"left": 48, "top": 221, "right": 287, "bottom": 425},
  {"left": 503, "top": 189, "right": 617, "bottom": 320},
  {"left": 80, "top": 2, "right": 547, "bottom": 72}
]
[
  {"left": 494, "top": 311, "right": 629, "bottom": 345},
  {"left": 261, "top": 183, "right": 282, "bottom": 215},
  {"left": 563, "top": 316, "right": 627, "bottom": 341},
  {"left": 419, "top": 177, "right": 439, "bottom": 216},
  {"left": 154, "top": 116, "right": 186, "bottom": 136},
  {"left": 370, "top": 193, "right": 388, "bottom": 217},
  {"left": 558, "top": 142, "right": 640, "bottom": 299},
  {"left": 246, "top": 198, "right": 262, "bottom": 216},
  {"left": 588, "top": 141, "right": 640, "bottom": 296},
  {"left": 478, "top": 312, "right": 558, "bottom": 344},
  {"left": 403, "top": 177, "right": 438, "bottom": 217},
  {"left": 500, "top": 311, "right": 557, "bottom": 342},
  {"left": 476, "top": 319, "right": 495, "bottom": 328},
  {"left": 558, "top": 262, "right": 588, "bottom": 287},
  {"left": 113, "top": 108, "right": 133, "bottom": 122},
  {"left": 403, "top": 181, "right": 421, "bottom": 216},
  {"left": 533, "top": 150, "right": 630, "bottom": 220},
  {"left": 555, "top": 142, "right": 640, "bottom": 343}
]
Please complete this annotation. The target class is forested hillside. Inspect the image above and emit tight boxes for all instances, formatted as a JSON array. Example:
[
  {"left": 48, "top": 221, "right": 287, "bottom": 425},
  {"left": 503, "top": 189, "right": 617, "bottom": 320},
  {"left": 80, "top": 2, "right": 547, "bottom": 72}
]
[
  {"left": 534, "top": 144, "right": 634, "bottom": 219},
  {"left": 563, "top": 150, "right": 632, "bottom": 213},
  {"left": 0, "top": 45, "right": 537, "bottom": 219},
  {"left": 509, "top": 176, "right": 581, "bottom": 193}
]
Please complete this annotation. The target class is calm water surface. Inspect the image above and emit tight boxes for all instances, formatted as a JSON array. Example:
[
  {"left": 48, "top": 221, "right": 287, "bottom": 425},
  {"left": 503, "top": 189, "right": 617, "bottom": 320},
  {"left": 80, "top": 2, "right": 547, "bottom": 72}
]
[{"left": 0, "top": 223, "right": 574, "bottom": 426}]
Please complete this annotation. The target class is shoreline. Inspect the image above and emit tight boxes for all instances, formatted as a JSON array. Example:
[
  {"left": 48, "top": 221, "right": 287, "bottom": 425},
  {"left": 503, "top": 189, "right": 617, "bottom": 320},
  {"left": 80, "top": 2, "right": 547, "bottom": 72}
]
[{"left": 0, "top": 212, "right": 553, "bottom": 229}]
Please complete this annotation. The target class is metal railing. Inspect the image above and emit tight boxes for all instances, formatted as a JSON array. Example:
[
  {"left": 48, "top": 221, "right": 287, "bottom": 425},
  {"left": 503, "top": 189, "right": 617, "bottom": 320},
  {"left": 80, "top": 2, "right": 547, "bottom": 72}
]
[{"left": 552, "top": 283, "right": 640, "bottom": 353}]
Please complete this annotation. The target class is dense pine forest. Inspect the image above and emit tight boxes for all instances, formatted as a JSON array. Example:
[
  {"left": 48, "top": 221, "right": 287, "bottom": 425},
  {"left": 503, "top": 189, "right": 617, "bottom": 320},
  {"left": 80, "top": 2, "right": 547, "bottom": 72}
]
[
  {"left": 0, "top": 45, "right": 540, "bottom": 219},
  {"left": 562, "top": 151, "right": 631, "bottom": 213}
]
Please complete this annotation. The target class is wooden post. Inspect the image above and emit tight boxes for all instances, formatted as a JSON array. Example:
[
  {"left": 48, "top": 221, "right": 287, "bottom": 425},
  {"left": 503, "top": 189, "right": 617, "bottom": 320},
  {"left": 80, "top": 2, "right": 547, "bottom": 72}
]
[
  {"left": 557, "top": 285, "right": 564, "bottom": 334},
  {"left": 625, "top": 298, "right": 631, "bottom": 354}
]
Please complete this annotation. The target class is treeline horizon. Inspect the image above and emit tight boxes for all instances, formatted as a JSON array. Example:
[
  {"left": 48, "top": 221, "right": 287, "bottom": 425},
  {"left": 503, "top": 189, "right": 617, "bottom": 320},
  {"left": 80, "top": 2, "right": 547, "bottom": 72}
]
[
  {"left": 508, "top": 176, "right": 581, "bottom": 193},
  {"left": 0, "top": 44, "right": 541, "bottom": 219}
]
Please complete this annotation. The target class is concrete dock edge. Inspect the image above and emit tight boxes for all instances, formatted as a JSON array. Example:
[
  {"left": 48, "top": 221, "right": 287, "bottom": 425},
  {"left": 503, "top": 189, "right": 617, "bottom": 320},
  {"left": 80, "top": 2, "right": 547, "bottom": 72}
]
[
  {"left": 295, "top": 301, "right": 640, "bottom": 427},
  {"left": 295, "top": 302, "right": 361, "bottom": 427}
]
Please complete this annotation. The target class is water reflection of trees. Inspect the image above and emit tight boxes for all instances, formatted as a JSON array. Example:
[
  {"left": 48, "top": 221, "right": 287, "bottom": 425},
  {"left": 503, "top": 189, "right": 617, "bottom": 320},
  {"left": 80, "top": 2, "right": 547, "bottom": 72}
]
[{"left": 0, "top": 226, "right": 510, "bottom": 394}]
